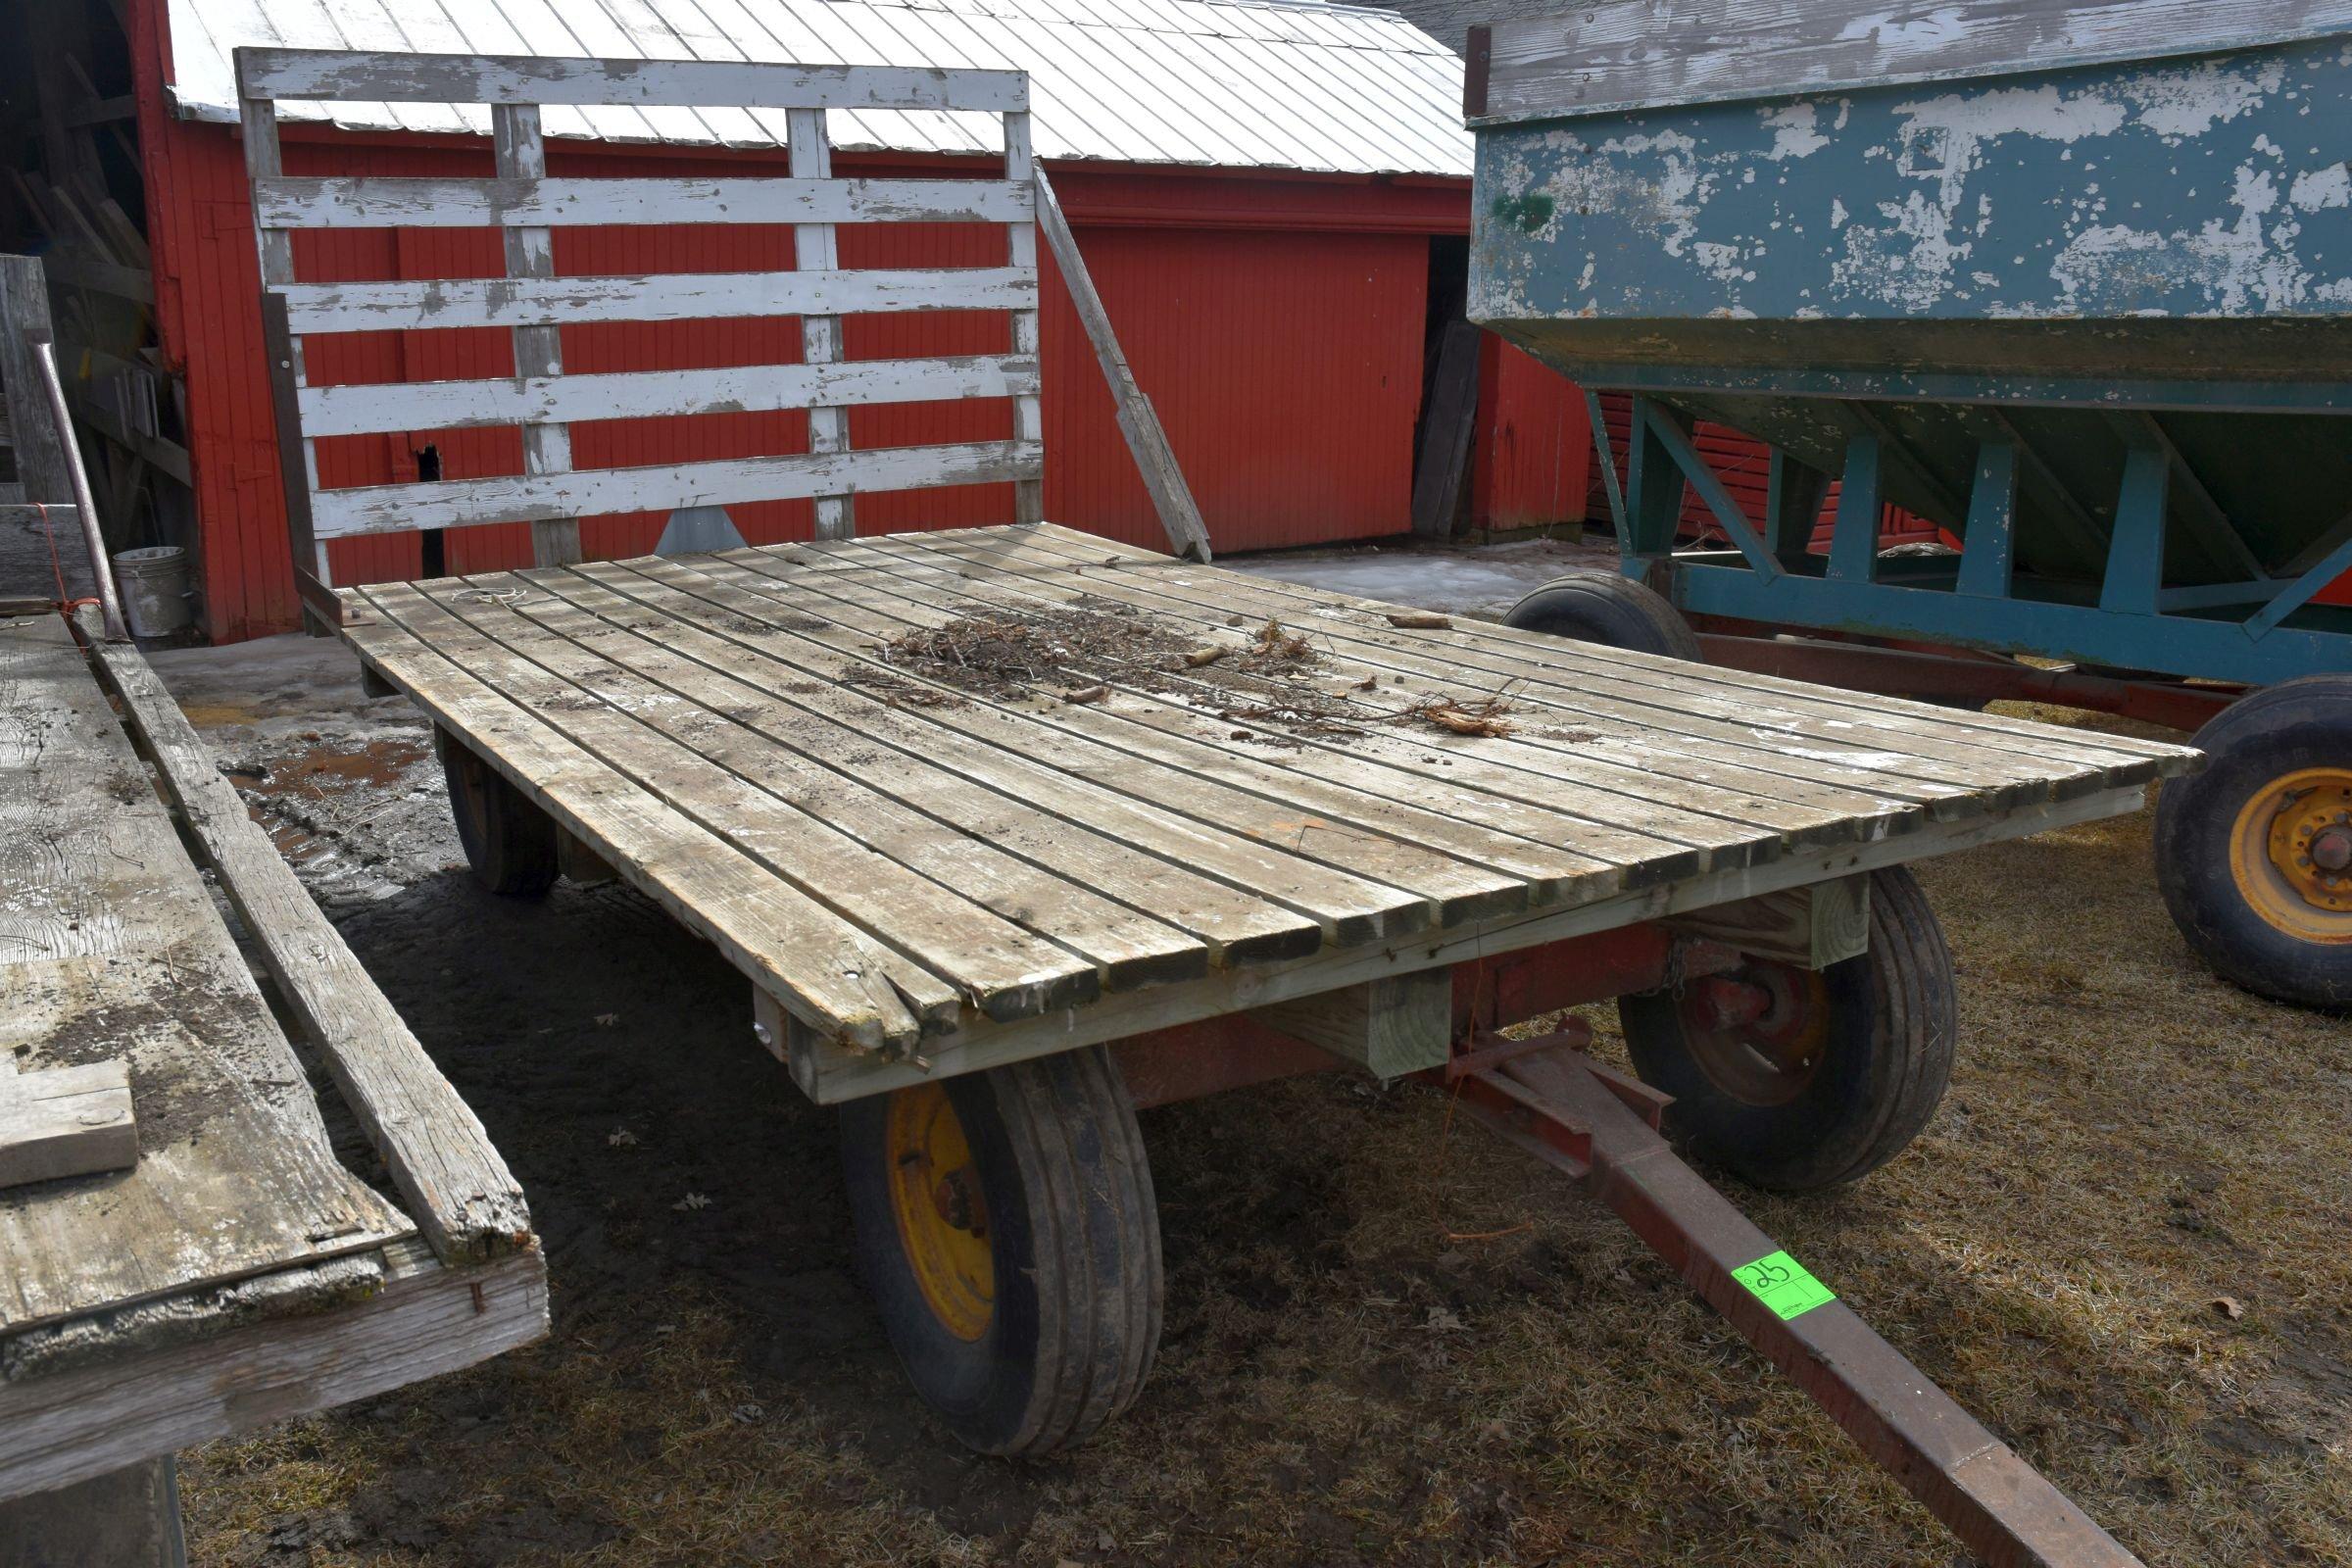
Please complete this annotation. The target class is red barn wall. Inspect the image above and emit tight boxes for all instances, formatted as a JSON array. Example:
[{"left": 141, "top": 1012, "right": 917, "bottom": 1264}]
[
  {"left": 1469, "top": 336, "right": 1589, "bottom": 532},
  {"left": 125, "top": 21, "right": 1456, "bottom": 642}
]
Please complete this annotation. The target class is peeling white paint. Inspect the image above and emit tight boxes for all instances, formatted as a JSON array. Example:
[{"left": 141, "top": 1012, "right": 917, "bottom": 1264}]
[
  {"left": 1760, "top": 102, "right": 1829, "bottom": 161},
  {"left": 2292, "top": 163, "right": 2352, "bottom": 210}
]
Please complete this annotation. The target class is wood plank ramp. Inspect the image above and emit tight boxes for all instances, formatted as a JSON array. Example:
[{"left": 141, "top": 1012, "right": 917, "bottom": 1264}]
[
  {"left": 335, "top": 525, "right": 2199, "bottom": 1059},
  {"left": 0, "top": 614, "right": 411, "bottom": 1333}
]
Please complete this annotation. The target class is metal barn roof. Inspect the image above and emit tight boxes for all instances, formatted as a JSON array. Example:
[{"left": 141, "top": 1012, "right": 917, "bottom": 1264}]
[{"left": 164, "top": 0, "right": 1472, "bottom": 178}]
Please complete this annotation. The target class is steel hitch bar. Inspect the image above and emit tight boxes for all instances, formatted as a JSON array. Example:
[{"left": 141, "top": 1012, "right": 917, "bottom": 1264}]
[{"left": 1445, "top": 1035, "right": 2144, "bottom": 1568}]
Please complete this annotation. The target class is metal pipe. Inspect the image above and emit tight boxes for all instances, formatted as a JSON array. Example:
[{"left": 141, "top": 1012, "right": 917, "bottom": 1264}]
[{"left": 24, "top": 329, "right": 126, "bottom": 641}]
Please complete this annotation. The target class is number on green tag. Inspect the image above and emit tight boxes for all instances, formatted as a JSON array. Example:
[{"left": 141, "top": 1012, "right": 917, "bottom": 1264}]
[{"left": 1732, "top": 1249, "right": 1836, "bottom": 1321}]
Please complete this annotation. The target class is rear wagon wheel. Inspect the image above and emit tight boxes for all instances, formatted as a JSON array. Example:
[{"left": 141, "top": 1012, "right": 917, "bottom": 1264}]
[
  {"left": 1501, "top": 568, "right": 1701, "bottom": 661},
  {"left": 436, "top": 727, "right": 560, "bottom": 898},
  {"left": 841, "top": 1046, "right": 1162, "bottom": 1455},
  {"left": 1619, "top": 865, "right": 1956, "bottom": 1191}
]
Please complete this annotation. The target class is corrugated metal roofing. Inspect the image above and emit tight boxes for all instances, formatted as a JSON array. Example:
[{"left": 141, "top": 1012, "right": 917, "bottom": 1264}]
[{"left": 164, "top": 0, "right": 1472, "bottom": 177}]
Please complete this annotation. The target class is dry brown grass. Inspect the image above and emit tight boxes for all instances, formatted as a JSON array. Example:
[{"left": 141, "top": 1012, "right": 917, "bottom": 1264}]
[{"left": 185, "top": 701, "right": 2352, "bottom": 1567}]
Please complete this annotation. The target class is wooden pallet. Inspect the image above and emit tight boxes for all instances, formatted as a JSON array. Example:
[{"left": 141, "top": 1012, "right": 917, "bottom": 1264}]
[{"left": 335, "top": 520, "right": 2197, "bottom": 1096}]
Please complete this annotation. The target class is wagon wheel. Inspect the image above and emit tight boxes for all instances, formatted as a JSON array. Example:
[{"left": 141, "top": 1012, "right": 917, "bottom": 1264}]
[
  {"left": 434, "top": 727, "right": 560, "bottom": 897},
  {"left": 1619, "top": 865, "right": 1956, "bottom": 1192},
  {"left": 840, "top": 1046, "right": 1162, "bottom": 1456},
  {"left": 2157, "top": 674, "right": 2352, "bottom": 1010},
  {"left": 1501, "top": 568, "right": 1700, "bottom": 661}
]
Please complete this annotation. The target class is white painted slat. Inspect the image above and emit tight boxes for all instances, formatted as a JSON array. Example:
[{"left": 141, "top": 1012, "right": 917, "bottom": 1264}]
[
  {"left": 276, "top": 267, "right": 1039, "bottom": 332},
  {"left": 250, "top": 174, "right": 1035, "bottom": 229},
  {"left": 1004, "top": 111, "right": 1043, "bottom": 527},
  {"left": 235, "top": 46, "right": 1029, "bottom": 113},
  {"left": 299, "top": 353, "right": 1041, "bottom": 437},
  {"left": 789, "top": 105, "right": 855, "bottom": 542},
  {"left": 310, "top": 440, "right": 1044, "bottom": 536}
]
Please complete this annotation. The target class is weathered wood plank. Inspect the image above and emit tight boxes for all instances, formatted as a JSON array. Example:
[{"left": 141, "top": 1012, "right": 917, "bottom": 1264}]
[
  {"left": 1471, "top": 0, "right": 2350, "bottom": 125},
  {"left": 79, "top": 618, "right": 530, "bottom": 1264},
  {"left": 491, "top": 102, "right": 580, "bottom": 570},
  {"left": 237, "top": 47, "right": 1028, "bottom": 114},
  {"left": 0, "top": 614, "right": 411, "bottom": 1332},
  {"left": 336, "top": 599, "right": 954, "bottom": 1052},
  {"left": 0, "top": 1240, "right": 546, "bottom": 1504},
  {"left": 0, "top": 1060, "right": 136, "bottom": 1191},
  {"left": 298, "top": 353, "right": 1041, "bottom": 438},
  {"left": 1665, "top": 874, "right": 1871, "bottom": 968},
  {"left": 1250, "top": 969, "right": 1451, "bottom": 1080},
  {"left": 309, "top": 439, "right": 1044, "bottom": 538},
  {"left": 1004, "top": 113, "right": 1043, "bottom": 529},
  {"left": 251, "top": 175, "right": 1035, "bottom": 231},
  {"left": 275, "top": 268, "right": 1039, "bottom": 333}
]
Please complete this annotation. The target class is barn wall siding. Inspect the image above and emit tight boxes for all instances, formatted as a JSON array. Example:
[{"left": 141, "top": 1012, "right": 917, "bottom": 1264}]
[{"left": 128, "top": 56, "right": 1452, "bottom": 641}]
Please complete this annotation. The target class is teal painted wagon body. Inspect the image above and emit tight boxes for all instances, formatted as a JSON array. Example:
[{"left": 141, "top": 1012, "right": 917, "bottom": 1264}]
[{"left": 1466, "top": 5, "right": 2352, "bottom": 684}]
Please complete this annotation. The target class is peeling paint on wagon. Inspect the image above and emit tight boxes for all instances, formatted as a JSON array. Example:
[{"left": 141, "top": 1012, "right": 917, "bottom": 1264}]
[{"left": 1472, "top": 35, "right": 2352, "bottom": 335}]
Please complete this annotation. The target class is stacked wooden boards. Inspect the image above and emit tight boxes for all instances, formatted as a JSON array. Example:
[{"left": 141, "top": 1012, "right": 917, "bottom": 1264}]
[
  {"left": 0, "top": 612, "right": 543, "bottom": 1502},
  {"left": 333, "top": 521, "right": 2198, "bottom": 1089}
]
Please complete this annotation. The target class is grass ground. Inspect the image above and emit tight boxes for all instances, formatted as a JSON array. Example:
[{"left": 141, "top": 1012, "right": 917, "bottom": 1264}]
[{"left": 179, "top": 700, "right": 2352, "bottom": 1567}]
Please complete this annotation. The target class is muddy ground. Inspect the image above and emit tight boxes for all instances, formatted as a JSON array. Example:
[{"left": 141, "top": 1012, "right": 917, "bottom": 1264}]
[{"left": 151, "top": 552, "right": 2352, "bottom": 1568}]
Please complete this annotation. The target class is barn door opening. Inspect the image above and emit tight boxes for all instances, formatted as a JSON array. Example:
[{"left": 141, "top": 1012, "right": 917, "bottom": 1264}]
[{"left": 1411, "top": 234, "right": 1478, "bottom": 540}]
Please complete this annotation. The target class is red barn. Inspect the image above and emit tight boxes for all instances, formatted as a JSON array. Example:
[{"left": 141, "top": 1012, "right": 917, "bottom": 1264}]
[{"left": 6, "top": 0, "right": 1599, "bottom": 643}]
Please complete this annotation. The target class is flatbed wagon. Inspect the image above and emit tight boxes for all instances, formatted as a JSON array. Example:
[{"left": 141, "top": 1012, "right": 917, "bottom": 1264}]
[
  {"left": 242, "top": 46, "right": 2198, "bottom": 1564},
  {"left": 1465, "top": 0, "right": 2352, "bottom": 1012}
]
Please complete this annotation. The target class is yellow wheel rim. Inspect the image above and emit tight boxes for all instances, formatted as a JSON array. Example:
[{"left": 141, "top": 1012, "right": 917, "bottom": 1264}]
[
  {"left": 884, "top": 1083, "right": 995, "bottom": 1342},
  {"left": 2229, "top": 765, "right": 2352, "bottom": 944}
]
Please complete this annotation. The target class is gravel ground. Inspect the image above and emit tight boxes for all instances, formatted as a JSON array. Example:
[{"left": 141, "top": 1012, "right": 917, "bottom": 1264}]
[{"left": 151, "top": 554, "right": 2352, "bottom": 1568}]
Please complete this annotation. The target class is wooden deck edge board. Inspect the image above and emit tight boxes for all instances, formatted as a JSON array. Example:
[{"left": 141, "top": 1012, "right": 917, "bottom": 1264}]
[
  {"left": 0, "top": 1242, "right": 547, "bottom": 1504},
  {"left": 77, "top": 612, "right": 531, "bottom": 1266}
]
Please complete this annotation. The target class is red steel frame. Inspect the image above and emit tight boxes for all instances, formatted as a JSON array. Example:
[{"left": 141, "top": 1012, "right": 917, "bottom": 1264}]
[{"left": 1113, "top": 919, "right": 2146, "bottom": 1568}]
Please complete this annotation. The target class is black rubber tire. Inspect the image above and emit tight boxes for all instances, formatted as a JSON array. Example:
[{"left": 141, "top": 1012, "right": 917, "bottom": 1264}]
[
  {"left": 841, "top": 1047, "right": 1162, "bottom": 1456},
  {"left": 1620, "top": 866, "right": 1956, "bottom": 1191},
  {"left": 435, "top": 728, "right": 560, "bottom": 897},
  {"left": 2155, "top": 674, "right": 2352, "bottom": 1010},
  {"left": 1501, "top": 568, "right": 1701, "bottom": 661}
]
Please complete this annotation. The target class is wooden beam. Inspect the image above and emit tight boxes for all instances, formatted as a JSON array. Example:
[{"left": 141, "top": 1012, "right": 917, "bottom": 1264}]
[
  {"left": 1411, "top": 318, "right": 1481, "bottom": 541},
  {"left": 79, "top": 613, "right": 532, "bottom": 1264},
  {"left": 491, "top": 104, "right": 579, "bottom": 569},
  {"left": 1250, "top": 968, "right": 1452, "bottom": 1079},
  {"left": 1663, "top": 874, "right": 1870, "bottom": 968},
  {"left": 1032, "top": 168, "right": 1211, "bottom": 560}
]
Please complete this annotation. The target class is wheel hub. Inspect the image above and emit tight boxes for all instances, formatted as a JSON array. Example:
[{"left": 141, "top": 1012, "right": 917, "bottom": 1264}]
[
  {"left": 1675, "top": 962, "right": 1831, "bottom": 1107},
  {"left": 884, "top": 1084, "right": 995, "bottom": 1342},
  {"left": 2232, "top": 766, "right": 2352, "bottom": 939}
]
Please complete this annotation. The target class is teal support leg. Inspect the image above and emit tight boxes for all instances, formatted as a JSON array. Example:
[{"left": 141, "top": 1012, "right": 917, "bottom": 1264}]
[
  {"left": 1622, "top": 395, "right": 1689, "bottom": 566},
  {"left": 2098, "top": 445, "right": 2171, "bottom": 615},
  {"left": 1826, "top": 433, "right": 1882, "bottom": 584},
  {"left": 1766, "top": 451, "right": 1831, "bottom": 564},
  {"left": 1640, "top": 401, "right": 1784, "bottom": 579},
  {"left": 1955, "top": 440, "right": 2020, "bottom": 599}
]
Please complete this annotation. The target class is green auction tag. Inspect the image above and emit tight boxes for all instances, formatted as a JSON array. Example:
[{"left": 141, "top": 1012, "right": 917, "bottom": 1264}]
[{"left": 1732, "top": 1249, "right": 1836, "bottom": 1321}]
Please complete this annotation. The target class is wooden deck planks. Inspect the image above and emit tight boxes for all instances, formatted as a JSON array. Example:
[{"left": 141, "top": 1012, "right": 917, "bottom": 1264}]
[
  {"left": 332, "top": 527, "right": 2199, "bottom": 1055},
  {"left": 596, "top": 556, "right": 1629, "bottom": 912},
  {"left": 339, "top": 603, "right": 955, "bottom": 1053},
  {"left": 0, "top": 615, "right": 411, "bottom": 1334}
]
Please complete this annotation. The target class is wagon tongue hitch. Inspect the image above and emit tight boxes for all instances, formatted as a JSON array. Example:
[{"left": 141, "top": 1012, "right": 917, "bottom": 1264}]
[{"left": 1447, "top": 1034, "right": 2144, "bottom": 1568}]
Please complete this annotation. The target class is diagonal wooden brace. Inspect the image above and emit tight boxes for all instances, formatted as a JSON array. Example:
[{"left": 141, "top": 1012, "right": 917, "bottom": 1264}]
[{"left": 1451, "top": 1047, "right": 2144, "bottom": 1568}]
